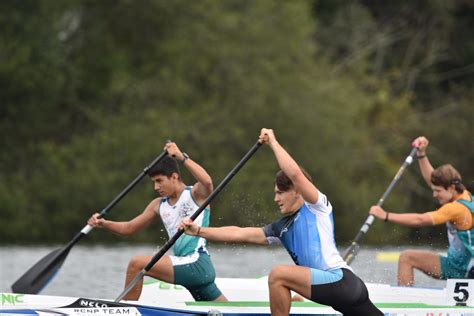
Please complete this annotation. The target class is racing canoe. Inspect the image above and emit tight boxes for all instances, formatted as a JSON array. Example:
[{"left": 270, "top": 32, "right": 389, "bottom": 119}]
[{"left": 2, "top": 277, "right": 473, "bottom": 315}]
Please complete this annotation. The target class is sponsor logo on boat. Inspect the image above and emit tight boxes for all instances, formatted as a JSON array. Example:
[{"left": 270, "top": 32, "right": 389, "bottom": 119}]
[
  {"left": 0, "top": 293, "right": 24, "bottom": 304},
  {"left": 80, "top": 299, "right": 111, "bottom": 308},
  {"left": 72, "top": 307, "right": 133, "bottom": 315},
  {"left": 65, "top": 298, "right": 127, "bottom": 308}
]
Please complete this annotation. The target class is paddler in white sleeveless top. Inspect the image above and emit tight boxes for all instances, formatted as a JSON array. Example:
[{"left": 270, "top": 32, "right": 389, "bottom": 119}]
[{"left": 88, "top": 141, "right": 227, "bottom": 302}]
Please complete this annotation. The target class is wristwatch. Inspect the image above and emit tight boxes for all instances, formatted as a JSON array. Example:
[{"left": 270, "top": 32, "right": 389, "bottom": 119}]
[{"left": 182, "top": 152, "right": 190, "bottom": 163}]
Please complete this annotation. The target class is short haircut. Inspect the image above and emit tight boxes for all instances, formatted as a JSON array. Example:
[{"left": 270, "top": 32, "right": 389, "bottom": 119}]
[
  {"left": 147, "top": 156, "right": 181, "bottom": 179},
  {"left": 275, "top": 167, "right": 313, "bottom": 191},
  {"left": 431, "top": 164, "right": 465, "bottom": 193}
]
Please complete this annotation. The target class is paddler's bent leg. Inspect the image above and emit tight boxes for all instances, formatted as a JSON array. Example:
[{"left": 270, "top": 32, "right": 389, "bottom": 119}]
[
  {"left": 268, "top": 265, "right": 312, "bottom": 316},
  {"left": 123, "top": 255, "right": 174, "bottom": 300},
  {"left": 171, "top": 252, "right": 227, "bottom": 302},
  {"left": 268, "top": 265, "right": 383, "bottom": 316},
  {"left": 398, "top": 249, "right": 441, "bottom": 286}
]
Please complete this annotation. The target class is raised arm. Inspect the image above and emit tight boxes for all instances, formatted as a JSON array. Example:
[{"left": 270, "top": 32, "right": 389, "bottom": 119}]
[
  {"left": 259, "top": 128, "right": 318, "bottom": 204},
  {"left": 87, "top": 198, "right": 159, "bottom": 236},
  {"left": 180, "top": 218, "right": 268, "bottom": 245},
  {"left": 165, "top": 142, "right": 213, "bottom": 203},
  {"left": 412, "top": 136, "right": 434, "bottom": 187}
]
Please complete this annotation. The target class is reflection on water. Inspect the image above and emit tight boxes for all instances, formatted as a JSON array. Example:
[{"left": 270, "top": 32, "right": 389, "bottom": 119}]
[{"left": 0, "top": 244, "right": 446, "bottom": 299}]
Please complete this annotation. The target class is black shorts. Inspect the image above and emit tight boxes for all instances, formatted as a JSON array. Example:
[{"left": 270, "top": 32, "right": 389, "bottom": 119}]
[{"left": 310, "top": 268, "right": 383, "bottom": 316}]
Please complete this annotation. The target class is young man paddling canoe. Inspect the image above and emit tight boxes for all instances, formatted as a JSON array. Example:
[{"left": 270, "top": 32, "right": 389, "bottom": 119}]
[
  {"left": 88, "top": 141, "right": 227, "bottom": 302},
  {"left": 181, "top": 129, "right": 382, "bottom": 316},
  {"left": 369, "top": 136, "right": 474, "bottom": 286}
]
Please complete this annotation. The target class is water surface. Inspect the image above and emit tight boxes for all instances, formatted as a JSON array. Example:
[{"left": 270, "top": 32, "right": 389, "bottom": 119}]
[{"left": 0, "top": 244, "right": 445, "bottom": 299}]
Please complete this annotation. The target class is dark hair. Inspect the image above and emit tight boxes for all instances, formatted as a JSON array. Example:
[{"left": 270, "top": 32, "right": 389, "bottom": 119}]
[
  {"left": 147, "top": 156, "right": 181, "bottom": 179},
  {"left": 275, "top": 167, "right": 313, "bottom": 191},
  {"left": 431, "top": 164, "right": 465, "bottom": 193}
]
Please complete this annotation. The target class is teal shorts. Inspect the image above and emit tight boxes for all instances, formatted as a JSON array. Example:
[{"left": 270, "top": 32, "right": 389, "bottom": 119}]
[
  {"left": 171, "top": 252, "right": 222, "bottom": 301},
  {"left": 440, "top": 255, "right": 468, "bottom": 279}
]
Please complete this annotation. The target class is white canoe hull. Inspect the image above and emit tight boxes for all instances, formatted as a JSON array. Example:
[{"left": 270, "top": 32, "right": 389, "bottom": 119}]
[
  {"left": 2, "top": 277, "right": 473, "bottom": 315},
  {"left": 141, "top": 276, "right": 447, "bottom": 306}
]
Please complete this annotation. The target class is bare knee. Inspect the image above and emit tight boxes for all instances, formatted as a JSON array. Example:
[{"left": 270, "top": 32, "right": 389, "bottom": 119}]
[
  {"left": 399, "top": 250, "right": 416, "bottom": 266},
  {"left": 127, "top": 256, "right": 145, "bottom": 272},
  {"left": 268, "top": 265, "right": 287, "bottom": 287}
]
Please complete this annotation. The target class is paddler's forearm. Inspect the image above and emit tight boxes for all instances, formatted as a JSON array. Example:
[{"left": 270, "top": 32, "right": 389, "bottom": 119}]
[
  {"left": 268, "top": 140, "right": 300, "bottom": 180},
  {"left": 100, "top": 220, "right": 134, "bottom": 236},
  {"left": 183, "top": 159, "right": 213, "bottom": 192},
  {"left": 385, "top": 211, "right": 434, "bottom": 227},
  {"left": 197, "top": 226, "right": 246, "bottom": 243},
  {"left": 417, "top": 156, "right": 434, "bottom": 187}
]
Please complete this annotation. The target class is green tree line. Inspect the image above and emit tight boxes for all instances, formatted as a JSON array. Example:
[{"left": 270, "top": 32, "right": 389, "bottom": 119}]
[{"left": 0, "top": 0, "right": 472, "bottom": 246}]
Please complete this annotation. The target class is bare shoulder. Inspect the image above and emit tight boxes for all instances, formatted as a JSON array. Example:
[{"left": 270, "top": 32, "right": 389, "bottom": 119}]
[
  {"left": 145, "top": 197, "right": 163, "bottom": 214},
  {"left": 191, "top": 182, "right": 208, "bottom": 204}
]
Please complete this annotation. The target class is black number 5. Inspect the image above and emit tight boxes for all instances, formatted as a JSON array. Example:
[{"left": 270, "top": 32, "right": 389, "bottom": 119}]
[{"left": 454, "top": 282, "right": 469, "bottom": 302}]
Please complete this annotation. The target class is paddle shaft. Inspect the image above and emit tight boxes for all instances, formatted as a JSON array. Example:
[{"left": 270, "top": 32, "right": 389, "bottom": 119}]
[
  {"left": 54, "top": 150, "right": 170, "bottom": 250},
  {"left": 11, "top": 150, "right": 168, "bottom": 294},
  {"left": 343, "top": 147, "right": 418, "bottom": 265},
  {"left": 51, "top": 150, "right": 170, "bottom": 254},
  {"left": 115, "top": 141, "right": 262, "bottom": 302},
  {"left": 80, "top": 150, "right": 169, "bottom": 235}
]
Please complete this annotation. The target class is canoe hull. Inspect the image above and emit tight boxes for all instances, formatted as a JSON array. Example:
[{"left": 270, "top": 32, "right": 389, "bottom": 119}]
[{"left": 2, "top": 278, "right": 474, "bottom": 315}]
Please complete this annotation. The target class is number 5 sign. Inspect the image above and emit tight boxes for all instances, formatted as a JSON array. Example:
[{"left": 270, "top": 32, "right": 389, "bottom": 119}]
[{"left": 446, "top": 279, "right": 474, "bottom": 306}]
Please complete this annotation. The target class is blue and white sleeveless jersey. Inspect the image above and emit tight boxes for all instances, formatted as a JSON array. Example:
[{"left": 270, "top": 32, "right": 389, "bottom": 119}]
[
  {"left": 263, "top": 190, "right": 350, "bottom": 271},
  {"left": 155, "top": 186, "right": 210, "bottom": 257}
]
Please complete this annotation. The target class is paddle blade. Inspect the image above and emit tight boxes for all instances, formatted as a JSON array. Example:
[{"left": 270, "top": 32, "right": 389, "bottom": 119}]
[{"left": 11, "top": 247, "right": 70, "bottom": 294}]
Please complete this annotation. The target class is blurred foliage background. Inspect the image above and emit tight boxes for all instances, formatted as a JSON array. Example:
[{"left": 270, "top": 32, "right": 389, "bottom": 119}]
[{"left": 0, "top": 0, "right": 472, "bottom": 247}]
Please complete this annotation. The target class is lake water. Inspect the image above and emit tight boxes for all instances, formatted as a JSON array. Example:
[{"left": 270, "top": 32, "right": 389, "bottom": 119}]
[{"left": 0, "top": 244, "right": 446, "bottom": 300}]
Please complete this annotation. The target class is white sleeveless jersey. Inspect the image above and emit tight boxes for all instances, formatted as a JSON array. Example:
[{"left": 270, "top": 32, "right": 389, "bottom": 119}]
[{"left": 156, "top": 186, "right": 210, "bottom": 256}]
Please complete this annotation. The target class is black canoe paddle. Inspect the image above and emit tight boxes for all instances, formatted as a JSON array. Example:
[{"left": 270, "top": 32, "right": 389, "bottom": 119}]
[
  {"left": 115, "top": 141, "right": 262, "bottom": 302},
  {"left": 11, "top": 149, "right": 169, "bottom": 294},
  {"left": 343, "top": 147, "right": 418, "bottom": 265}
]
